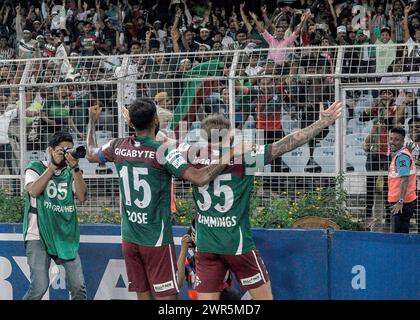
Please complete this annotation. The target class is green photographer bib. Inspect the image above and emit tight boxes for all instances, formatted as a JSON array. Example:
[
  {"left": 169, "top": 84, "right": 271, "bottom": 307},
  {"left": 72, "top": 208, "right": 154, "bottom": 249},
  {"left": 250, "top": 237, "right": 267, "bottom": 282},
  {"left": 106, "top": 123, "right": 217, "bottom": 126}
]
[{"left": 23, "top": 161, "right": 80, "bottom": 260}]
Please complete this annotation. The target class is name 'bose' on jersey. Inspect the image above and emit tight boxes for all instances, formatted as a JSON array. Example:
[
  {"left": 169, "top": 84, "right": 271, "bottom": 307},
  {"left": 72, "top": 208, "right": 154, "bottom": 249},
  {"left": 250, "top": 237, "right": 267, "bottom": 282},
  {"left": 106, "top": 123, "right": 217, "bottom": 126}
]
[{"left": 101, "top": 136, "right": 190, "bottom": 247}]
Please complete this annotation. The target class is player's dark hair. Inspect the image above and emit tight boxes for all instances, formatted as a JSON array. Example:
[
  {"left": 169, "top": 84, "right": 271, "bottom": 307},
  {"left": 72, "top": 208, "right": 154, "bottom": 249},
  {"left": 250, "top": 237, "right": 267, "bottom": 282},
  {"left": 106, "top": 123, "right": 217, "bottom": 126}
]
[
  {"left": 129, "top": 98, "right": 157, "bottom": 131},
  {"left": 390, "top": 127, "right": 406, "bottom": 138},
  {"left": 48, "top": 131, "right": 73, "bottom": 148}
]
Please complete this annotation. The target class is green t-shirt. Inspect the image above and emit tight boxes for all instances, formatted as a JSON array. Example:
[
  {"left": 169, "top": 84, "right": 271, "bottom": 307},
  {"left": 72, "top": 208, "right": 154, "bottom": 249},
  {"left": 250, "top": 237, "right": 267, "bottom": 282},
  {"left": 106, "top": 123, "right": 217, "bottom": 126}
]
[
  {"left": 184, "top": 143, "right": 272, "bottom": 255},
  {"left": 69, "top": 93, "right": 91, "bottom": 130},
  {"left": 101, "top": 135, "right": 190, "bottom": 246},
  {"left": 45, "top": 99, "right": 71, "bottom": 118},
  {"left": 23, "top": 161, "right": 79, "bottom": 260}
]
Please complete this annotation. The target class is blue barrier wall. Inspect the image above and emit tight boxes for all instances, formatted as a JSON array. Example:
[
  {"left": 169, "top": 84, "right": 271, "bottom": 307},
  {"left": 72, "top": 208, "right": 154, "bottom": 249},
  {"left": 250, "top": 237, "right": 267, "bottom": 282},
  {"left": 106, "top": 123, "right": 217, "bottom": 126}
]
[
  {"left": 252, "top": 229, "right": 329, "bottom": 299},
  {"left": 329, "top": 231, "right": 420, "bottom": 300},
  {"left": 0, "top": 224, "right": 419, "bottom": 300}
]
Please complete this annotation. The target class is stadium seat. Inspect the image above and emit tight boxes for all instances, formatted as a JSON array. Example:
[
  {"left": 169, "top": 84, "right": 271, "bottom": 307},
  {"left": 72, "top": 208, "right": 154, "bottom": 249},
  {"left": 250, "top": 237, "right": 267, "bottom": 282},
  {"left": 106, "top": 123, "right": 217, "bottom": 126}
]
[
  {"left": 345, "top": 133, "right": 368, "bottom": 148},
  {"left": 320, "top": 132, "right": 336, "bottom": 147},
  {"left": 346, "top": 146, "right": 367, "bottom": 172},
  {"left": 78, "top": 158, "right": 99, "bottom": 175},
  {"left": 313, "top": 146, "right": 336, "bottom": 173},
  {"left": 96, "top": 130, "right": 114, "bottom": 146},
  {"left": 281, "top": 143, "right": 310, "bottom": 173},
  {"left": 362, "top": 121, "right": 374, "bottom": 134},
  {"left": 347, "top": 118, "right": 367, "bottom": 134},
  {"left": 281, "top": 112, "right": 300, "bottom": 135}
]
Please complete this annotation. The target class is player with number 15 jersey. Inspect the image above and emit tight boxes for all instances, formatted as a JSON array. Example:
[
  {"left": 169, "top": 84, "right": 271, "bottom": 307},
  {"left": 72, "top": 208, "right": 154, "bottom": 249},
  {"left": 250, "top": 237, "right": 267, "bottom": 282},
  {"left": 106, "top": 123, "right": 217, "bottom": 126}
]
[{"left": 86, "top": 99, "right": 241, "bottom": 300}]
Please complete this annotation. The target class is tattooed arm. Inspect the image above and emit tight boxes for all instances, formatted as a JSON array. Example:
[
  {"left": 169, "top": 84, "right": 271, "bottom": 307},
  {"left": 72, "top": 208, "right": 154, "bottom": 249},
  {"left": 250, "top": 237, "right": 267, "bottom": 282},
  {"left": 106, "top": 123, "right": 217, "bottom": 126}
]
[
  {"left": 270, "top": 101, "right": 343, "bottom": 160},
  {"left": 182, "top": 143, "right": 248, "bottom": 187},
  {"left": 183, "top": 163, "right": 229, "bottom": 187}
]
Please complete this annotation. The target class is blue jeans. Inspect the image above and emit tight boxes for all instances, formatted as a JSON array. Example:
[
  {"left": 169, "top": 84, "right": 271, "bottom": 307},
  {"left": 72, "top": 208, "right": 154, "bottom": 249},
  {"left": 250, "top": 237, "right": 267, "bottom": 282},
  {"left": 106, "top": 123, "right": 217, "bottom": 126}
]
[{"left": 22, "top": 240, "right": 87, "bottom": 300}]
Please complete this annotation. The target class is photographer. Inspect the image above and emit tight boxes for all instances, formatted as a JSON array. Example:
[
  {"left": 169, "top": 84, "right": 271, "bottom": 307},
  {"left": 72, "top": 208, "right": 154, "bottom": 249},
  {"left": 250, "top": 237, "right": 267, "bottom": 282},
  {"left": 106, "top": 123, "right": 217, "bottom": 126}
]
[
  {"left": 22, "top": 131, "right": 87, "bottom": 300},
  {"left": 177, "top": 219, "right": 241, "bottom": 300}
]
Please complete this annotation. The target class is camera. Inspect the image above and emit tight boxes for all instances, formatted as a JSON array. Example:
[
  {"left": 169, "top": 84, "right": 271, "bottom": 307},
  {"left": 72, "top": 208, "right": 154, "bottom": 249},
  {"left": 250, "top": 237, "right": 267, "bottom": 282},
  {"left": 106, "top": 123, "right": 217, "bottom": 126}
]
[{"left": 64, "top": 146, "right": 86, "bottom": 159}]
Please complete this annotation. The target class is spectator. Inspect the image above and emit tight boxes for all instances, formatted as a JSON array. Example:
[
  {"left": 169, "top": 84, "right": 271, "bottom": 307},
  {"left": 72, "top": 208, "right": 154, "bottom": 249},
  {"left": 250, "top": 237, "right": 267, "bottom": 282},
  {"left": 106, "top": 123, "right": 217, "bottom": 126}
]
[
  {"left": 388, "top": 127, "right": 417, "bottom": 233},
  {"left": 0, "top": 35, "right": 15, "bottom": 60},
  {"left": 245, "top": 53, "right": 264, "bottom": 76},
  {"left": 25, "top": 88, "right": 48, "bottom": 152},
  {"left": 212, "top": 41, "right": 222, "bottom": 50},
  {"left": 194, "top": 27, "right": 214, "bottom": 48},
  {"left": 361, "top": 89, "right": 401, "bottom": 231},
  {"left": 0, "top": 95, "right": 19, "bottom": 195},
  {"left": 42, "top": 85, "right": 84, "bottom": 139},
  {"left": 230, "top": 28, "right": 248, "bottom": 50},
  {"left": 172, "top": 25, "right": 199, "bottom": 52},
  {"left": 218, "top": 25, "right": 235, "bottom": 50},
  {"left": 239, "top": 3, "right": 269, "bottom": 49},
  {"left": 390, "top": 0, "right": 405, "bottom": 44},
  {"left": 154, "top": 92, "right": 173, "bottom": 131},
  {"left": 75, "top": 21, "right": 99, "bottom": 56},
  {"left": 380, "top": 59, "right": 408, "bottom": 107},
  {"left": 250, "top": 77, "right": 290, "bottom": 177},
  {"left": 368, "top": 10, "right": 397, "bottom": 74},
  {"left": 16, "top": 5, "right": 38, "bottom": 59},
  {"left": 403, "top": 4, "right": 420, "bottom": 60},
  {"left": 1, "top": 90, "right": 45, "bottom": 194},
  {"left": 249, "top": 10, "right": 310, "bottom": 66},
  {"left": 336, "top": 25, "right": 349, "bottom": 45},
  {"left": 152, "top": 20, "right": 167, "bottom": 52},
  {"left": 371, "top": 2, "right": 387, "bottom": 30}
]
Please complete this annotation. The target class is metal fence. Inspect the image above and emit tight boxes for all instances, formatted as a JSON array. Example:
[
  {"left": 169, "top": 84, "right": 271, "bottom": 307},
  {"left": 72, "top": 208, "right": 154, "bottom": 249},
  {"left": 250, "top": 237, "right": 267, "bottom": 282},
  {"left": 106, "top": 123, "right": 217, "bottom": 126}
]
[{"left": 0, "top": 44, "right": 419, "bottom": 232}]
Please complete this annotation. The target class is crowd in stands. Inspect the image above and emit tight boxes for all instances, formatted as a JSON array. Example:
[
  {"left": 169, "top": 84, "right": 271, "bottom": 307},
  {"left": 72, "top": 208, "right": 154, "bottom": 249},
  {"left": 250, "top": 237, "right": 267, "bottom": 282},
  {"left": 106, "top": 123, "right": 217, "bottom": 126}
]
[
  {"left": 0, "top": 0, "right": 418, "bottom": 231},
  {"left": 0, "top": 0, "right": 417, "bottom": 155}
]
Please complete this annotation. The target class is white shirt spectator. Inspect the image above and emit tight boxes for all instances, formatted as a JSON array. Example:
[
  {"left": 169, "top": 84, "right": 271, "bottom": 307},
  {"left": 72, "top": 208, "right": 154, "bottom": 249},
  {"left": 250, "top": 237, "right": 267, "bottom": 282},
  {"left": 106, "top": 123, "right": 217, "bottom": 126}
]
[
  {"left": 245, "top": 64, "right": 264, "bottom": 76},
  {"left": 115, "top": 58, "right": 141, "bottom": 106},
  {"left": 17, "top": 39, "right": 37, "bottom": 59},
  {"left": 50, "top": 5, "right": 67, "bottom": 31},
  {"left": 0, "top": 108, "right": 17, "bottom": 144},
  {"left": 155, "top": 29, "right": 167, "bottom": 52},
  {"left": 380, "top": 75, "right": 408, "bottom": 106},
  {"left": 406, "top": 37, "right": 420, "bottom": 58},
  {"left": 221, "top": 35, "right": 235, "bottom": 50},
  {"left": 375, "top": 39, "right": 396, "bottom": 73}
]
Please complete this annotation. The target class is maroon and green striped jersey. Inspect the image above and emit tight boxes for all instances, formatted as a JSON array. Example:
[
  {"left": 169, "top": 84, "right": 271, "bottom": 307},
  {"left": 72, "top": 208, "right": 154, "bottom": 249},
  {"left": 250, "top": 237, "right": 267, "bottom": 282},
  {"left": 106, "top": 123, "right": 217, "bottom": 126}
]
[
  {"left": 101, "top": 135, "right": 189, "bottom": 246},
  {"left": 180, "top": 143, "right": 272, "bottom": 255}
]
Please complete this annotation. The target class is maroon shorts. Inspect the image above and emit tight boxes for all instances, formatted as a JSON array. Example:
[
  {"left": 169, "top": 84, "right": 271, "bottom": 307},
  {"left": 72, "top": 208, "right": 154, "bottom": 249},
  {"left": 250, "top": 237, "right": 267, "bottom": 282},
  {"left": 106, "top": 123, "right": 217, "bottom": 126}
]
[
  {"left": 122, "top": 240, "right": 179, "bottom": 297},
  {"left": 195, "top": 249, "right": 270, "bottom": 293}
]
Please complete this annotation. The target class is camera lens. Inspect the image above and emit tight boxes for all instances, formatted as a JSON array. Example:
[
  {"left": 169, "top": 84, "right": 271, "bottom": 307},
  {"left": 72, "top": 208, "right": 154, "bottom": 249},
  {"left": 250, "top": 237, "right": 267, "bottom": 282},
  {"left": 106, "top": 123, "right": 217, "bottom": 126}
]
[{"left": 64, "top": 146, "right": 86, "bottom": 159}]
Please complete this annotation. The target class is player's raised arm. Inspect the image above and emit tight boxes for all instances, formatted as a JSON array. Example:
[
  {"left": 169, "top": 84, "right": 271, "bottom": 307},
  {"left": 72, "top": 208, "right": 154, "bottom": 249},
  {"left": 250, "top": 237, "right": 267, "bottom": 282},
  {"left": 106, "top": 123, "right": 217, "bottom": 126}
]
[
  {"left": 174, "top": 142, "right": 248, "bottom": 187},
  {"left": 182, "top": 159, "right": 229, "bottom": 187},
  {"left": 270, "top": 100, "right": 342, "bottom": 160},
  {"left": 86, "top": 105, "right": 104, "bottom": 163}
]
